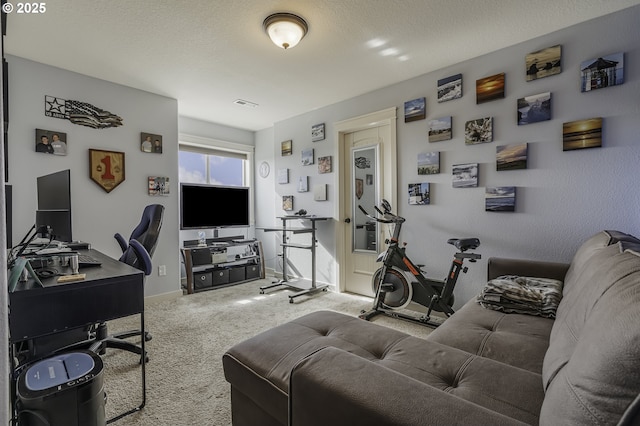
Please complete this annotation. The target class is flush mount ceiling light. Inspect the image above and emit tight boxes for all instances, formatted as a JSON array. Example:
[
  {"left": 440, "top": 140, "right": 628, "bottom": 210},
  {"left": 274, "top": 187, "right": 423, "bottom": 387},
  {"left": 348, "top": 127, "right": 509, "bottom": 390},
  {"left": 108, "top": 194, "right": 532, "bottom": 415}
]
[{"left": 263, "top": 12, "right": 308, "bottom": 50}]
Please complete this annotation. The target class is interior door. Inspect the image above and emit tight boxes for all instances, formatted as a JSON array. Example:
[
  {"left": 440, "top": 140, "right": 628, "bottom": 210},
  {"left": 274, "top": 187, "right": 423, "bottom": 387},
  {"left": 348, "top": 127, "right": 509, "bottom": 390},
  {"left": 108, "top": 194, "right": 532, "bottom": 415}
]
[{"left": 342, "top": 123, "right": 395, "bottom": 296}]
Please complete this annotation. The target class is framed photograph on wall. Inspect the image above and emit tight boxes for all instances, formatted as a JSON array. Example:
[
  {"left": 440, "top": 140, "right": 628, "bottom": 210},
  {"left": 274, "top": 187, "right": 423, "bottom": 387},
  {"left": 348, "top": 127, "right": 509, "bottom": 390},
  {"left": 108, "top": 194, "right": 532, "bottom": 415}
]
[
  {"left": 404, "top": 97, "right": 426, "bottom": 122},
  {"left": 408, "top": 182, "right": 430, "bottom": 205},
  {"left": 497, "top": 143, "right": 528, "bottom": 171},
  {"left": 313, "top": 184, "right": 327, "bottom": 201},
  {"left": 277, "top": 168, "right": 289, "bottom": 184},
  {"left": 301, "top": 148, "right": 314, "bottom": 165},
  {"left": 452, "top": 163, "right": 478, "bottom": 188},
  {"left": 298, "top": 176, "right": 309, "bottom": 192},
  {"left": 281, "top": 140, "right": 292, "bottom": 156},
  {"left": 428, "top": 116, "right": 452, "bottom": 142},
  {"left": 563, "top": 117, "right": 602, "bottom": 151},
  {"left": 486, "top": 187, "right": 516, "bottom": 212},
  {"left": 35, "top": 129, "right": 67, "bottom": 156},
  {"left": 465, "top": 117, "right": 493, "bottom": 145},
  {"left": 517, "top": 92, "right": 551, "bottom": 125},
  {"left": 318, "top": 156, "right": 332, "bottom": 174},
  {"left": 437, "top": 74, "right": 462, "bottom": 102},
  {"left": 312, "top": 123, "right": 325, "bottom": 141},
  {"left": 282, "top": 195, "right": 294, "bottom": 211},
  {"left": 141, "top": 132, "right": 163, "bottom": 153},
  {"left": 148, "top": 176, "right": 170, "bottom": 196},
  {"left": 526, "top": 45, "right": 561, "bottom": 81},
  {"left": 476, "top": 73, "right": 505, "bottom": 104},
  {"left": 580, "top": 52, "right": 624, "bottom": 92},
  {"left": 418, "top": 152, "right": 440, "bottom": 175}
]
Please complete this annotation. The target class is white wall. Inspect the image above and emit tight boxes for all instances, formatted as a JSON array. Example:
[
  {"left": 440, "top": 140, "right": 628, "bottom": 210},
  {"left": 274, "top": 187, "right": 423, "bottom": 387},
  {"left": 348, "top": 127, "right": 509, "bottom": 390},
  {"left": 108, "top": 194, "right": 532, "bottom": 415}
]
[
  {"left": 7, "top": 56, "right": 180, "bottom": 298},
  {"left": 258, "top": 5, "right": 640, "bottom": 305}
]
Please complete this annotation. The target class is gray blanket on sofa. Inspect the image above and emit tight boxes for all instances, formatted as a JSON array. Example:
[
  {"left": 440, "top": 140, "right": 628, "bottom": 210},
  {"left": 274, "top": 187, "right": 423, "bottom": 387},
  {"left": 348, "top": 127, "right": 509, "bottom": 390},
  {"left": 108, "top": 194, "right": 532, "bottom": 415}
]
[{"left": 478, "top": 275, "right": 563, "bottom": 318}]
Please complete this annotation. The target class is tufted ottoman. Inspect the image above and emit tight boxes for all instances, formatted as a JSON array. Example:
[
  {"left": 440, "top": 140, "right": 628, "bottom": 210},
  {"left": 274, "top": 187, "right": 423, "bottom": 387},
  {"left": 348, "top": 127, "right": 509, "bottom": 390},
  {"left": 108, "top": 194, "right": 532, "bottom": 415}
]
[{"left": 223, "top": 309, "right": 548, "bottom": 426}]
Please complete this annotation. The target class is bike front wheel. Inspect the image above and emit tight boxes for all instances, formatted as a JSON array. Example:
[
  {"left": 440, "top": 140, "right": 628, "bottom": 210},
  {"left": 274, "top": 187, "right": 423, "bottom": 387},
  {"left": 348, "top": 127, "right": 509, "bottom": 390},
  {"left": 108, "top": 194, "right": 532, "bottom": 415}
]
[{"left": 371, "top": 267, "right": 413, "bottom": 310}]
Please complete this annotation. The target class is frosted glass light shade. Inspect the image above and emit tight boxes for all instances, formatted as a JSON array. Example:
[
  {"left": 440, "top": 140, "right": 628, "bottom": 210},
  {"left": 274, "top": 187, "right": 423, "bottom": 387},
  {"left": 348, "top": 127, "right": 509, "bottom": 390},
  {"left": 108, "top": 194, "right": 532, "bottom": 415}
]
[{"left": 263, "top": 13, "right": 308, "bottom": 50}]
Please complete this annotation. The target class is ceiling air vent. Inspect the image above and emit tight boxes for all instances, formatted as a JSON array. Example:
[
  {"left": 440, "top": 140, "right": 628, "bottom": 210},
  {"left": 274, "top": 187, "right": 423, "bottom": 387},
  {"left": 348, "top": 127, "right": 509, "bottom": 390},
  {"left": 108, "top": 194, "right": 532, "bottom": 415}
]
[{"left": 233, "top": 99, "right": 259, "bottom": 108}]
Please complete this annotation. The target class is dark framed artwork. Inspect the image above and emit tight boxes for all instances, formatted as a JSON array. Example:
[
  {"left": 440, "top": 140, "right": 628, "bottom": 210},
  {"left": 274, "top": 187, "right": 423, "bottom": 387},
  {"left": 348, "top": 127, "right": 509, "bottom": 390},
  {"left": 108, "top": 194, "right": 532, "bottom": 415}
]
[
  {"left": 408, "top": 182, "right": 430, "bottom": 205},
  {"left": 486, "top": 187, "right": 516, "bottom": 212},
  {"left": 452, "top": 163, "right": 478, "bottom": 188},
  {"left": 428, "top": 116, "right": 452, "bottom": 142},
  {"left": 496, "top": 143, "right": 528, "bottom": 171},
  {"left": 141, "top": 132, "right": 163, "bottom": 153},
  {"left": 404, "top": 97, "right": 426, "bottom": 122},
  {"left": 580, "top": 52, "right": 624, "bottom": 92},
  {"left": 35, "top": 129, "right": 67, "bottom": 156},
  {"left": 437, "top": 74, "right": 462, "bottom": 102},
  {"left": 312, "top": 123, "right": 325, "bottom": 142},
  {"left": 517, "top": 92, "right": 551, "bottom": 125},
  {"left": 89, "top": 149, "right": 125, "bottom": 193},
  {"left": 476, "top": 73, "right": 505, "bottom": 104},
  {"left": 418, "top": 151, "right": 440, "bottom": 175},
  {"left": 281, "top": 140, "right": 292, "bottom": 156},
  {"left": 563, "top": 118, "right": 602, "bottom": 151},
  {"left": 465, "top": 117, "right": 493, "bottom": 145},
  {"left": 282, "top": 195, "right": 293, "bottom": 211},
  {"left": 526, "top": 45, "right": 562, "bottom": 81}
]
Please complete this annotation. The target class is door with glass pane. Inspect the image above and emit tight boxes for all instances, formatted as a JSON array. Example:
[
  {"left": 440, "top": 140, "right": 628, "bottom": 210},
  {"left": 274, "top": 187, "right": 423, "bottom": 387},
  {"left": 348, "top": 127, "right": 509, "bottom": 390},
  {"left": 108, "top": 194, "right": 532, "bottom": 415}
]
[{"left": 343, "top": 125, "right": 392, "bottom": 296}]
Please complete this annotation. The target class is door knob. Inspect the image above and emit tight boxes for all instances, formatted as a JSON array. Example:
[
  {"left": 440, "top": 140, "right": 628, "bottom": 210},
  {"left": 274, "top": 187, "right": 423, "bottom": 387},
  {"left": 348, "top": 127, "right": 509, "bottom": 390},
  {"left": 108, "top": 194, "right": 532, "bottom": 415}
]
[{"left": 344, "top": 218, "right": 351, "bottom": 223}]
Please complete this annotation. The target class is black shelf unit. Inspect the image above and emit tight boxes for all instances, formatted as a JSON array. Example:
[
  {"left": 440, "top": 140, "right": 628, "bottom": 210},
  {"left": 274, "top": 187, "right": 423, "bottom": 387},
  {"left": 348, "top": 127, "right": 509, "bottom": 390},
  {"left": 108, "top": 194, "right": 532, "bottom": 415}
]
[{"left": 181, "top": 237, "right": 265, "bottom": 294}]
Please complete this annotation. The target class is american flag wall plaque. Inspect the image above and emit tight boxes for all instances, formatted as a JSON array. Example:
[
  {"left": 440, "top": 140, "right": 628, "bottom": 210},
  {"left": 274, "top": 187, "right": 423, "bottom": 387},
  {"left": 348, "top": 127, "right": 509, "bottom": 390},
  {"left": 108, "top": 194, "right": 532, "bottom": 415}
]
[{"left": 45, "top": 95, "right": 123, "bottom": 129}]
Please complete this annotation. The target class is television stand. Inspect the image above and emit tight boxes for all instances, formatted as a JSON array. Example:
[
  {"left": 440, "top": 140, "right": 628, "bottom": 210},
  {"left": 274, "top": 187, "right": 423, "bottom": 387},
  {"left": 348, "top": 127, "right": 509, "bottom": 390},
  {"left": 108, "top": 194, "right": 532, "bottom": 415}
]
[
  {"left": 260, "top": 216, "right": 330, "bottom": 303},
  {"left": 181, "top": 238, "right": 265, "bottom": 294}
]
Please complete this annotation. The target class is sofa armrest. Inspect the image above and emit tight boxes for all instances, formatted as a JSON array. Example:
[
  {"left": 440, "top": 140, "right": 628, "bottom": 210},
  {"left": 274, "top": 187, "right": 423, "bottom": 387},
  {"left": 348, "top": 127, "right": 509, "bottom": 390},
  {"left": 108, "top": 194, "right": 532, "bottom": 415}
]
[
  {"left": 487, "top": 257, "right": 570, "bottom": 281},
  {"left": 289, "top": 347, "right": 528, "bottom": 426}
]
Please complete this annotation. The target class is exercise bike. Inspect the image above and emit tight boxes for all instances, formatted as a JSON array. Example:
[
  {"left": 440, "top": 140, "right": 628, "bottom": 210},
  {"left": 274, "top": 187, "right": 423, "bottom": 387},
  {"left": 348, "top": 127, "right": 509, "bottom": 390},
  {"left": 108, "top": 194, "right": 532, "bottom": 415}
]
[{"left": 358, "top": 200, "right": 481, "bottom": 327}]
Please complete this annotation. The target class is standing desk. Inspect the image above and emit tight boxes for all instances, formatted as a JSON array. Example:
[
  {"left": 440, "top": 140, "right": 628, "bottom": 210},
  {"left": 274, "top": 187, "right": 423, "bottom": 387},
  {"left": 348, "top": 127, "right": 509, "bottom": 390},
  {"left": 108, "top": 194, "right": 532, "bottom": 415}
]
[{"left": 8, "top": 249, "right": 146, "bottom": 423}]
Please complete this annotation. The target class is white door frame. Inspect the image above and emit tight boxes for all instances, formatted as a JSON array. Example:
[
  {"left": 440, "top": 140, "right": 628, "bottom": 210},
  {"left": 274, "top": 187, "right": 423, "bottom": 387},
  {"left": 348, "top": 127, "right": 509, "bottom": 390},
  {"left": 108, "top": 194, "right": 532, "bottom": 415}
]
[{"left": 334, "top": 107, "right": 397, "bottom": 293}]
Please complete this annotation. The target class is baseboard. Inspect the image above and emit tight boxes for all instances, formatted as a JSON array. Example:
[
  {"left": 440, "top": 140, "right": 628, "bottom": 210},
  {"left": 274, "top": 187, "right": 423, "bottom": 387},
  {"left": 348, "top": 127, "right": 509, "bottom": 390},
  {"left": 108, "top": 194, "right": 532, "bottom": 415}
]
[{"left": 145, "top": 289, "right": 182, "bottom": 305}]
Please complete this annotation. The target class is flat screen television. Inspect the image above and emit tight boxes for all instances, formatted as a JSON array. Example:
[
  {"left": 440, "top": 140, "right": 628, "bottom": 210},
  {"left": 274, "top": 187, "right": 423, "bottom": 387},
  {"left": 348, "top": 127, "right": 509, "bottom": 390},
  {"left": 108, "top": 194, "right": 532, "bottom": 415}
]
[
  {"left": 36, "top": 169, "right": 72, "bottom": 242},
  {"left": 180, "top": 183, "right": 250, "bottom": 230}
]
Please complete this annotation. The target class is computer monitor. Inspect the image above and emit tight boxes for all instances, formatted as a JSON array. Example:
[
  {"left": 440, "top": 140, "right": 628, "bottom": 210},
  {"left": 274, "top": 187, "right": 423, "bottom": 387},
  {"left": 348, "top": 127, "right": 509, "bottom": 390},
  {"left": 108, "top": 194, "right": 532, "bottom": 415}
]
[{"left": 36, "top": 170, "right": 72, "bottom": 242}]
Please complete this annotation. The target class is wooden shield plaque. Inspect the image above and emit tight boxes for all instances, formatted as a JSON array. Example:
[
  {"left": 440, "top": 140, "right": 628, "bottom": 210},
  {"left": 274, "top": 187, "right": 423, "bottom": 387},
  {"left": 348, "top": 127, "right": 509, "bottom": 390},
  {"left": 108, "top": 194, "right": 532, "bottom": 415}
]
[{"left": 89, "top": 149, "right": 125, "bottom": 193}]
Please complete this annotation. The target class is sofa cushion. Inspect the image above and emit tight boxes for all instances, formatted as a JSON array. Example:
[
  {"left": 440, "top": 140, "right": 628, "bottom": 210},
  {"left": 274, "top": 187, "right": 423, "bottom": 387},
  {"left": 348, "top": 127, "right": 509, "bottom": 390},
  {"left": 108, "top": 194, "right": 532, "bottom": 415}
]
[
  {"left": 224, "top": 310, "right": 545, "bottom": 425},
  {"left": 540, "top": 240, "right": 640, "bottom": 424},
  {"left": 428, "top": 299, "right": 553, "bottom": 374}
]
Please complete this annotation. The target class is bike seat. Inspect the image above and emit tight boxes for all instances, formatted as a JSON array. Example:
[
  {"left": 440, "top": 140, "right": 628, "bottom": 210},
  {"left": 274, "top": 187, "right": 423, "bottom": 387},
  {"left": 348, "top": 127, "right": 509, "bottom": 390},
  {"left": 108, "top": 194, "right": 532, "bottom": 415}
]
[{"left": 447, "top": 238, "right": 480, "bottom": 252}]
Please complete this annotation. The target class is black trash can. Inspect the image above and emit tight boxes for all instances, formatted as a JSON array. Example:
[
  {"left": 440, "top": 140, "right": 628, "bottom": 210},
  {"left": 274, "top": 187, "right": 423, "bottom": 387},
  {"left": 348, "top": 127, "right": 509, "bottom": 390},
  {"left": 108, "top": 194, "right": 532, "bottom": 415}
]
[{"left": 16, "top": 350, "right": 106, "bottom": 426}]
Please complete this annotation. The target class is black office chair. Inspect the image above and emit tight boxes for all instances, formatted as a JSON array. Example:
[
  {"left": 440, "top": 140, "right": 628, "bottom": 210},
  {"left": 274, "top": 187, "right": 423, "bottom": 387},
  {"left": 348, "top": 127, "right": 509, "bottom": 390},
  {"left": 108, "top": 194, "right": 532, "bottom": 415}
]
[{"left": 92, "top": 204, "right": 164, "bottom": 361}]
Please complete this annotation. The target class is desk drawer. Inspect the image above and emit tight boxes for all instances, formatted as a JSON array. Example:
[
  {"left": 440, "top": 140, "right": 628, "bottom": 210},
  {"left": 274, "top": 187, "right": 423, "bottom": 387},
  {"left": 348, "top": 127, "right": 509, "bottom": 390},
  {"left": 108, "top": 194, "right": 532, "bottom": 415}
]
[
  {"left": 194, "top": 272, "right": 212, "bottom": 290},
  {"left": 212, "top": 269, "right": 230, "bottom": 286}
]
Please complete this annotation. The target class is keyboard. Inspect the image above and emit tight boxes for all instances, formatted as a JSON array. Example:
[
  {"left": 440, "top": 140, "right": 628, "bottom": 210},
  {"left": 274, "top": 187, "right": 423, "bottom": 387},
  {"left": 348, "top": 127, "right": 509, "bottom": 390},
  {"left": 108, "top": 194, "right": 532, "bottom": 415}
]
[{"left": 78, "top": 254, "right": 102, "bottom": 267}]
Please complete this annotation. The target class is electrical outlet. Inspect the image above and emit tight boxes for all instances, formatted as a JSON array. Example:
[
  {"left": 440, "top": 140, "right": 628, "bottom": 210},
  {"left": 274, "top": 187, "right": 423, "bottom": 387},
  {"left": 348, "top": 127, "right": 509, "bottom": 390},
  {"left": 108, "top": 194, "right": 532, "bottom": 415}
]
[{"left": 158, "top": 265, "right": 167, "bottom": 276}]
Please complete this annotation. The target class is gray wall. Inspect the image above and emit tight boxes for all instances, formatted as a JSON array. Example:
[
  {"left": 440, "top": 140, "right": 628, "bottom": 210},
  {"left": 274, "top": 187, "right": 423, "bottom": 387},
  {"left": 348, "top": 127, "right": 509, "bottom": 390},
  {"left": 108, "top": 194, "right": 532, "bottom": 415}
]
[
  {"left": 260, "top": 6, "right": 640, "bottom": 305},
  {"left": 7, "top": 56, "right": 180, "bottom": 298}
]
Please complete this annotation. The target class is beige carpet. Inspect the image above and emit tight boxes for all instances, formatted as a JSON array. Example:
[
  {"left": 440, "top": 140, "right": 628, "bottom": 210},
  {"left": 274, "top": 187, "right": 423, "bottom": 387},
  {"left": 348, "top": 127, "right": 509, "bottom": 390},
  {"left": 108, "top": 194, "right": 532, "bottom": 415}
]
[{"left": 102, "top": 278, "right": 434, "bottom": 425}]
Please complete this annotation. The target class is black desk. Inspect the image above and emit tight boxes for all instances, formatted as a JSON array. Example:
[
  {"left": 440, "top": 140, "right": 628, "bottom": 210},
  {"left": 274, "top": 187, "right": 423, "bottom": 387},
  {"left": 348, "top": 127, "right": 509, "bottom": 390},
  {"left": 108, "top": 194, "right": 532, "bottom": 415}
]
[{"left": 9, "top": 249, "right": 146, "bottom": 423}]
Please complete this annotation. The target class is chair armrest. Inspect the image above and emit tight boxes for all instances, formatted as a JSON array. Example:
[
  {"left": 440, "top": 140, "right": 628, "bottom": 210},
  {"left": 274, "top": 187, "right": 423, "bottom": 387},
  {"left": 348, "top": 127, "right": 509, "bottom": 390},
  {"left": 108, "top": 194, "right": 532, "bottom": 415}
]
[
  {"left": 487, "top": 257, "right": 570, "bottom": 281},
  {"left": 114, "top": 232, "right": 128, "bottom": 253},
  {"left": 289, "top": 347, "right": 527, "bottom": 426},
  {"left": 129, "top": 239, "right": 152, "bottom": 275}
]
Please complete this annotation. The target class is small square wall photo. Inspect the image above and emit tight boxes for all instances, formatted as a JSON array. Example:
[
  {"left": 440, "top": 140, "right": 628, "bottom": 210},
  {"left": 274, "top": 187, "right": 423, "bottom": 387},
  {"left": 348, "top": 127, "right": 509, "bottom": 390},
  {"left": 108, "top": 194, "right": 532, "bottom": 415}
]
[
  {"left": 408, "top": 182, "right": 430, "bottom": 205},
  {"left": 404, "top": 97, "right": 426, "bottom": 122},
  {"left": 35, "top": 129, "right": 67, "bottom": 155},
  {"left": 141, "top": 132, "right": 163, "bottom": 153},
  {"left": 428, "top": 116, "right": 452, "bottom": 142},
  {"left": 486, "top": 187, "right": 516, "bottom": 212}
]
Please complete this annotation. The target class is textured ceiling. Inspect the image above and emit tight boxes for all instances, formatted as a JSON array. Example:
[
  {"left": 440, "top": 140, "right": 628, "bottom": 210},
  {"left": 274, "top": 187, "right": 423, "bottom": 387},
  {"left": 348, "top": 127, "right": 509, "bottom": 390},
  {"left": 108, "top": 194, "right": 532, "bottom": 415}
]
[{"left": 5, "top": 0, "right": 640, "bottom": 131}]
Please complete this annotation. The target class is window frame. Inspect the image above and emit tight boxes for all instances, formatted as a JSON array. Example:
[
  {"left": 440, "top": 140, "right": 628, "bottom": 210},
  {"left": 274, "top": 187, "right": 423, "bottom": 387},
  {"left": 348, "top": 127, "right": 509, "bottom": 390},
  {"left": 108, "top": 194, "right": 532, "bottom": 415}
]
[{"left": 179, "top": 134, "right": 255, "bottom": 225}]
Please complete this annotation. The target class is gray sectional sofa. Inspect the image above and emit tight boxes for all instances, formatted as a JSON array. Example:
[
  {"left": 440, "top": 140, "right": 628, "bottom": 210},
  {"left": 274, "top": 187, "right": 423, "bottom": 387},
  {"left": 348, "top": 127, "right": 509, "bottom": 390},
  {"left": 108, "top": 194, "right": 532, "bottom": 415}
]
[{"left": 223, "top": 230, "right": 640, "bottom": 425}]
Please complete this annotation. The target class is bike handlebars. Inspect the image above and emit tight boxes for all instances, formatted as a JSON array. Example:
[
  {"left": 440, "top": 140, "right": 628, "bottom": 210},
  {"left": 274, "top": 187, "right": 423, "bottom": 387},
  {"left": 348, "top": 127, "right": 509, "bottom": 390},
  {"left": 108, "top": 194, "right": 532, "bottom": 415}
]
[{"left": 358, "top": 204, "right": 402, "bottom": 224}]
